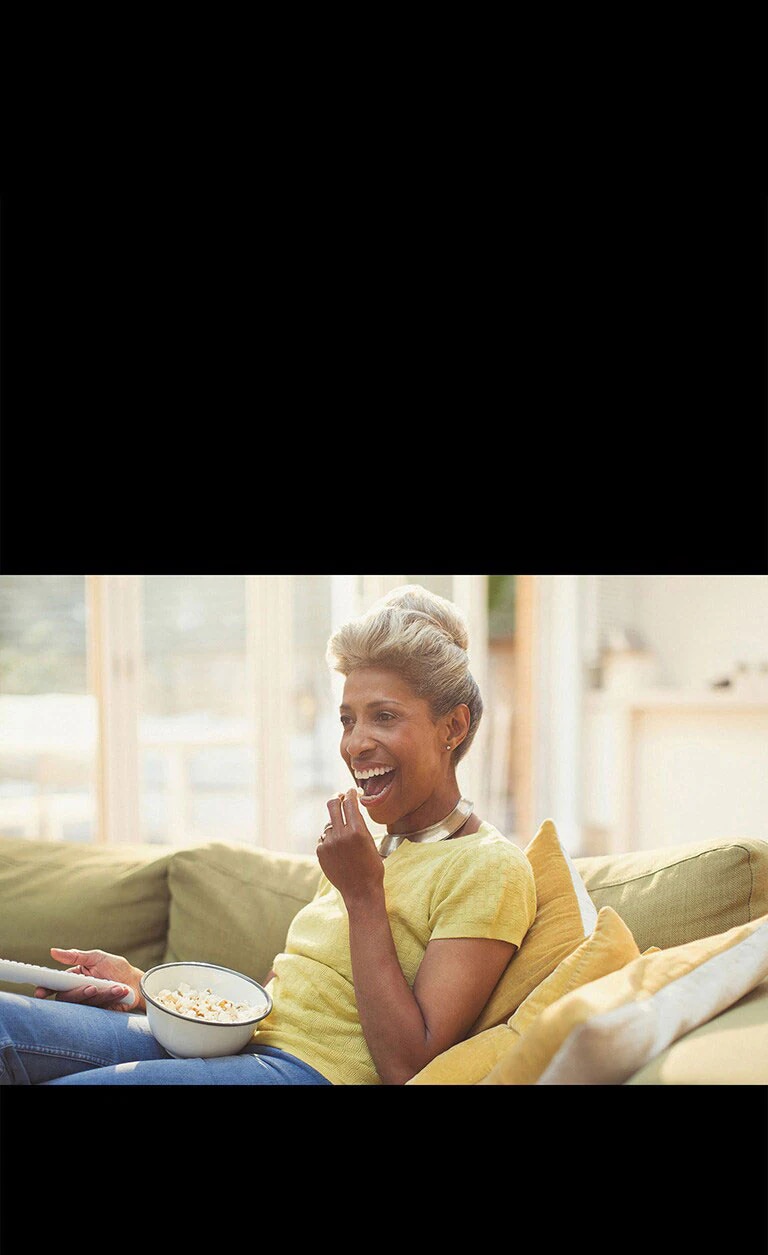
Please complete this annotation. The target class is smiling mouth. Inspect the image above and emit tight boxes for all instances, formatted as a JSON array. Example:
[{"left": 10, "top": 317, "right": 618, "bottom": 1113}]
[{"left": 353, "top": 767, "right": 396, "bottom": 805}]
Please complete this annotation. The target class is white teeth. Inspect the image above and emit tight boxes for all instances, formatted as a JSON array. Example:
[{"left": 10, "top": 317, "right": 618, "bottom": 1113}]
[{"left": 354, "top": 767, "right": 394, "bottom": 780}]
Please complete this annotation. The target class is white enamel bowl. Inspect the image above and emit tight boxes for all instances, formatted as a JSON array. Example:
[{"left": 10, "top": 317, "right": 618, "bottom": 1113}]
[{"left": 140, "top": 961, "right": 272, "bottom": 1059}]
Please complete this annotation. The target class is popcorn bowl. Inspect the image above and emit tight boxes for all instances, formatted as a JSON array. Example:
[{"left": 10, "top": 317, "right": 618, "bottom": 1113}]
[{"left": 140, "top": 961, "right": 272, "bottom": 1059}]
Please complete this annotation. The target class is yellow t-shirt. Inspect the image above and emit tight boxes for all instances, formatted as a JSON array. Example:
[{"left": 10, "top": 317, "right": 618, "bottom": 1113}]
[{"left": 253, "top": 821, "right": 537, "bottom": 1085}]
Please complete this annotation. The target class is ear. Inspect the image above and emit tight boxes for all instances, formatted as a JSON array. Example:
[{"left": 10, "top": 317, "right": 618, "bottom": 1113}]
[{"left": 442, "top": 703, "right": 471, "bottom": 753}]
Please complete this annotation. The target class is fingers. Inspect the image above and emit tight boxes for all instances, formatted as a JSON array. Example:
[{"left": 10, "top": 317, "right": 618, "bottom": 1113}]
[
  {"left": 326, "top": 787, "right": 362, "bottom": 829},
  {"left": 83, "top": 984, "right": 134, "bottom": 1009},
  {"left": 343, "top": 786, "right": 362, "bottom": 815},
  {"left": 326, "top": 794, "right": 346, "bottom": 829},
  {"left": 50, "top": 947, "right": 93, "bottom": 966},
  {"left": 320, "top": 788, "right": 367, "bottom": 860}
]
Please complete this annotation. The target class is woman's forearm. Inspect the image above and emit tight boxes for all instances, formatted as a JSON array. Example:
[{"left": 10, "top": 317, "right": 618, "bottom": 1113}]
[{"left": 345, "top": 886, "right": 433, "bottom": 1085}]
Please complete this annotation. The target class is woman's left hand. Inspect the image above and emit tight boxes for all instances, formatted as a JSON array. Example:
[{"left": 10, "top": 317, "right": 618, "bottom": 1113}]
[
  {"left": 317, "top": 787, "right": 384, "bottom": 902},
  {"left": 34, "top": 947, "right": 144, "bottom": 1012}
]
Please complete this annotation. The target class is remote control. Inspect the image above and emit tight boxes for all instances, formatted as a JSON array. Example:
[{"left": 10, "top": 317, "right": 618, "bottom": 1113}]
[{"left": 0, "top": 958, "right": 136, "bottom": 1006}]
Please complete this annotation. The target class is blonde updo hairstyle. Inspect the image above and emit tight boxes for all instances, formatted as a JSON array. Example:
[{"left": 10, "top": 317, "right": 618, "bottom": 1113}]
[{"left": 326, "top": 584, "right": 483, "bottom": 763}]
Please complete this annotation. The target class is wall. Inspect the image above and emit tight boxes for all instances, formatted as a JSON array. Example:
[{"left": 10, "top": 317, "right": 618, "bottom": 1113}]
[
  {"left": 632, "top": 575, "right": 768, "bottom": 689},
  {"left": 580, "top": 575, "right": 768, "bottom": 853}
]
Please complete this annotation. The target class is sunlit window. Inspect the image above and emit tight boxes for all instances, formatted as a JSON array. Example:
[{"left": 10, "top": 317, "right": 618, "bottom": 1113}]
[
  {"left": 290, "top": 575, "right": 339, "bottom": 841},
  {"left": 139, "top": 576, "right": 254, "bottom": 845},
  {"left": 0, "top": 576, "right": 98, "bottom": 842}
]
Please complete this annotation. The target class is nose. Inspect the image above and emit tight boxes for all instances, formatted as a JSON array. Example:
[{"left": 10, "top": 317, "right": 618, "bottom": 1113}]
[{"left": 344, "top": 720, "right": 376, "bottom": 758}]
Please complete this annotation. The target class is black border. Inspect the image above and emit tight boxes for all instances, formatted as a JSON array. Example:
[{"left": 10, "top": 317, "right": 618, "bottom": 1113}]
[{"left": 1, "top": 186, "right": 766, "bottom": 575}]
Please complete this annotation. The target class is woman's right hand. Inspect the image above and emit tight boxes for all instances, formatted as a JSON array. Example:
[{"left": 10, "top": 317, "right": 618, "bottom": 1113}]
[{"left": 34, "top": 947, "right": 145, "bottom": 1013}]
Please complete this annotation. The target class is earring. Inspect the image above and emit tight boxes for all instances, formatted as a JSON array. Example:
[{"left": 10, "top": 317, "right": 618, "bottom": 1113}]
[{"left": 446, "top": 743, "right": 452, "bottom": 751}]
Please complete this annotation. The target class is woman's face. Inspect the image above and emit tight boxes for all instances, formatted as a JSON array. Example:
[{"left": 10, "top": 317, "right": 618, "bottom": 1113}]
[{"left": 339, "top": 666, "right": 457, "bottom": 834}]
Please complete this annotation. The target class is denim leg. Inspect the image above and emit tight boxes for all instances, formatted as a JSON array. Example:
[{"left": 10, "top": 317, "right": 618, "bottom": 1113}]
[
  {"left": 0, "top": 992, "right": 332, "bottom": 1085},
  {"left": 45, "top": 1044, "right": 333, "bottom": 1084},
  {"left": 0, "top": 991, "right": 167, "bottom": 1084}
]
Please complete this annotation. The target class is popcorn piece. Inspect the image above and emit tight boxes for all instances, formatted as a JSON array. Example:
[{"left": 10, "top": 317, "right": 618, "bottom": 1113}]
[{"left": 154, "top": 983, "right": 261, "bottom": 1023}]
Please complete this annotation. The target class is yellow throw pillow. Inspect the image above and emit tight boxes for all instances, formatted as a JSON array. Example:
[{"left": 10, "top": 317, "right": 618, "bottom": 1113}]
[
  {"left": 481, "top": 912, "right": 768, "bottom": 1085},
  {"left": 409, "top": 905, "right": 638, "bottom": 1084},
  {"left": 469, "top": 818, "right": 598, "bottom": 1035},
  {"left": 506, "top": 905, "right": 640, "bottom": 1040},
  {"left": 406, "top": 1024, "right": 514, "bottom": 1086}
]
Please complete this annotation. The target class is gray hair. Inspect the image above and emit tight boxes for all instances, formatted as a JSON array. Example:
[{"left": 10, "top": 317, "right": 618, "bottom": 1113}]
[{"left": 325, "top": 584, "right": 483, "bottom": 762}]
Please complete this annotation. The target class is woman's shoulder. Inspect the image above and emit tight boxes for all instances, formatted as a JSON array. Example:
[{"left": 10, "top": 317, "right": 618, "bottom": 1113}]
[
  {"left": 434, "top": 823, "right": 536, "bottom": 911},
  {"left": 470, "top": 819, "right": 524, "bottom": 848},
  {"left": 452, "top": 822, "right": 533, "bottom": 873}
]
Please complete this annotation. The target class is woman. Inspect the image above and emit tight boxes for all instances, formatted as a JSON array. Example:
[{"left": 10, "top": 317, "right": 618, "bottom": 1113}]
[{"left": 0, "top": 585, "right": 536, "bottom": 1085}]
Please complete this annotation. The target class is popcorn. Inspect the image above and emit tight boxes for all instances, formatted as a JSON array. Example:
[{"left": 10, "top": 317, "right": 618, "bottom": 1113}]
[{"left": 154, "top": 981, "right": 260, "bottom": 1023}]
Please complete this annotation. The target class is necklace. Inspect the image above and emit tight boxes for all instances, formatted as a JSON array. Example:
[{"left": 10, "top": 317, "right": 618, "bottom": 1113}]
[{"left": 378, "top": 796, "right": 474, "bottom": 859}]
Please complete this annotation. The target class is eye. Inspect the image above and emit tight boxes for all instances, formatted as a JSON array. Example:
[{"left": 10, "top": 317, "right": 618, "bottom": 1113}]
[
  {"left": 376, "top": 711, "right": 396, "bottom": 722},
  {"left": 339, "top": 715, "right": 353, "bottom": 728}
]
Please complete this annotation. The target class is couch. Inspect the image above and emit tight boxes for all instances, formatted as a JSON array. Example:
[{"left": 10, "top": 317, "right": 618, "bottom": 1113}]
[{"left": 2, "top": 821, "right": 768, "bottom": 1084}]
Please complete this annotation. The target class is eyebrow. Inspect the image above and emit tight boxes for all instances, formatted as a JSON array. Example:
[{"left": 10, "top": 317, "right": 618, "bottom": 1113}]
[{"left": 339, "top": 699, "right": 408, "bottom": 711}]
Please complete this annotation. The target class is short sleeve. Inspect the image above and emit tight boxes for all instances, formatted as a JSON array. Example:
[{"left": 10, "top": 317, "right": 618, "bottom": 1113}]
[
  {"left": 313, "top": 870, "right": 331, "bottom": 900},
  {"left": 428, "top": 841, "right": 537, "bottom": 947}
]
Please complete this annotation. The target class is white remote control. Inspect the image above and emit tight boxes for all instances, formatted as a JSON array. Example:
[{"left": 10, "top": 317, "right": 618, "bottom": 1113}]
[{"left": 0, "top": 958, "right": 136, "bottom": 1006}]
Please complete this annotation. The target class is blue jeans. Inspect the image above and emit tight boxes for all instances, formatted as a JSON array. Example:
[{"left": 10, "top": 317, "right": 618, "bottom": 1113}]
[{"left": 0, "top": 992, "right": 332, "bottom": 1085}]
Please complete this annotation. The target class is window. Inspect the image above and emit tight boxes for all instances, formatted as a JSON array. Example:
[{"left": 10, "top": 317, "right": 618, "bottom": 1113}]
[
  {"left": 139, "top": 576, "right": 253, "bottom": 846},
  {"left": 290, "top": 575, "right": 339, "bottom": 845},
  {"left": 0, "top": 576, "right": 98, "bottom": 842}
]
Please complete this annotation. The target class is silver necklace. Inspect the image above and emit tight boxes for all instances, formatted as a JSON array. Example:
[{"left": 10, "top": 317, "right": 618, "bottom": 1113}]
[{"left": 378, "top": 796, "right": 474, "bottom": 859}]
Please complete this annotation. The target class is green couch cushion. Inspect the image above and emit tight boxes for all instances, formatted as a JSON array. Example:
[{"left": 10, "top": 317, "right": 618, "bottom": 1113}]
[
  {"left": 575, "top": 837, "right": 768, "bottom": 953},
  {"left": 163, "top": 842, "right": 321, "bottom": 985},
  {"left": 0, "top": 837, "right": 172, "bottom": 995}
]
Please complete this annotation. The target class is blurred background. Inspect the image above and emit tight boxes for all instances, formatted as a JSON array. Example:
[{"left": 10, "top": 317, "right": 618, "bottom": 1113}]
[{"left": 1, "top": 573, "right": 766, "bottom": 856}]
